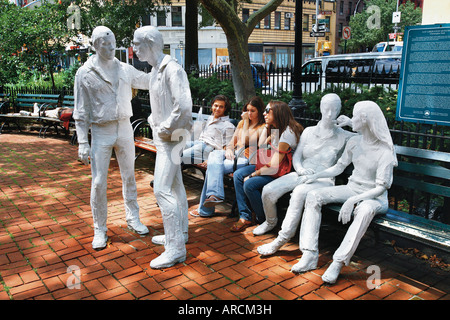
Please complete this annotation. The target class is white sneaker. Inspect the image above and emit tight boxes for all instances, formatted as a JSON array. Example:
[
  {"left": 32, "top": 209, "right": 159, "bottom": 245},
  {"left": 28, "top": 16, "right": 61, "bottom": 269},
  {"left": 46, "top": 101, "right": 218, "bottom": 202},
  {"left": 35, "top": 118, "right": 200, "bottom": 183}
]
[
  {"left": 92, "top": 231, "right": 108, "bottom": 250},
  {"left": 291, "top": 250, "right": 319, "bottom": 273},
  {"left": 127, "top": 220, "right": 149, "bottom": 235},
  {"left": 150, "top": 250, "right": 186, "bottom": 269},
  {"left": 152, "top": 233, "right": 188, "bottom": 246},
  {"left": 252, "top": 220, "right": 277, "bottom": 236},
  {"left": 321, "top": 260, "right": 344, "bottom": 284},
  {"left": 257, "top": 237, "right": 287, "bottom": 256}
]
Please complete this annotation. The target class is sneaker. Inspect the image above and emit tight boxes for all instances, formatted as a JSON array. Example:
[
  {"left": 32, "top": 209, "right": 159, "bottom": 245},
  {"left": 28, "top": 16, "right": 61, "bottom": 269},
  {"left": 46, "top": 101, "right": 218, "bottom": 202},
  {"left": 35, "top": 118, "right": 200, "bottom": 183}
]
[
  {"left": 202, "top": 195, "right": 223, "bottom": 208},
  {"left": 127, "top": 220, "right": 149, "bottom": 235},
  {"left": 257, "top": 237, "right": 287, "bottom": 256},
  {"left": 92, "top": 231, "right": 108, "bottom": 250},
  {"left": 321, "top": 260, "right": 344, "bottom": 284},
  {"left": 291, "top": 251, "right": 319, "bottom": 274},
  {"left": 152, "top": 233, "right": 189, "bottom": 246},
  {"left": 150, "top": 250, "right": 186, "bottom": 269},
  {"left": 252, "top": 220, "right": 277, "bottom": 236}
]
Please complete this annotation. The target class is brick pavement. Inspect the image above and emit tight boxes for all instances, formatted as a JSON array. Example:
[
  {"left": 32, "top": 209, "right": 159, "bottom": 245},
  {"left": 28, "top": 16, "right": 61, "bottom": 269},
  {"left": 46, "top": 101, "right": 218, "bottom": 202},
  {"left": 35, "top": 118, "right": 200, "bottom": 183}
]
[{"left": 0, "top": 133, "right": 449, "bottom": 302}]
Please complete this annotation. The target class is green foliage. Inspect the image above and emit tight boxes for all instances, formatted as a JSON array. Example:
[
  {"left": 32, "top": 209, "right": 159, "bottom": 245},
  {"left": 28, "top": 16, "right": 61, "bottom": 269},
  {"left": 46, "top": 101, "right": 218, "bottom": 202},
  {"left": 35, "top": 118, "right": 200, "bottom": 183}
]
[
  {"left": 188, "top": 74, "right": 236, "bottom": 106},
  {"left": 347, "top": 0, "right": 422, "bottom": 51}
]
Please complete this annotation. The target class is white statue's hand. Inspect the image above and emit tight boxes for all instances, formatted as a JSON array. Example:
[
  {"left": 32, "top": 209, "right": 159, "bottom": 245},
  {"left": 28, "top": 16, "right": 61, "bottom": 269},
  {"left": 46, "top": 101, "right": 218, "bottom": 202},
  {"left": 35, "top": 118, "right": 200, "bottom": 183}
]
[
  {"left": 157, "top": 127, "right": 172, "bottom": 141},
  {"left": 304, "top": 174, "right": 317, "bottom": 184},
  {"left": 336, "top": 115, "right": 352, "bottom": 128},
  {"left": 78, "top": 143, "right": 90, "bottom": 165},
  {"left": 338, "top": 199, "right": 355, "bottom": 224},
  {"left": 298, "top": 168, "right": 315, "bottom": 175}
]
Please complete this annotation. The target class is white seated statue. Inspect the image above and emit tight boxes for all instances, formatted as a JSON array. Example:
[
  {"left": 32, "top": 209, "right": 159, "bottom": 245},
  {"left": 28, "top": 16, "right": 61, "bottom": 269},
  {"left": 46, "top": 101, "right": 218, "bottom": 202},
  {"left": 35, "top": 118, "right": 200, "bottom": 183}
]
[
  {"left": 256, "top": 93, "right": 354, "bottom": 256},
  {"left": 291, "top": 100, "right": 397, "bottom": 284}
]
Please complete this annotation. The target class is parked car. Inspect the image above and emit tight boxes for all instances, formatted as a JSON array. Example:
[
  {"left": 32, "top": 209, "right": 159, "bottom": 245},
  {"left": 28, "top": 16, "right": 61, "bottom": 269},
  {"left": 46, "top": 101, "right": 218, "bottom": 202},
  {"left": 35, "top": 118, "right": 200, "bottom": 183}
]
[
  {"left": 300, "top": 51, "right": 402, "bottom": 90},
  {"left": 217, "top": 62, "right": 268, "bottom": 88}
]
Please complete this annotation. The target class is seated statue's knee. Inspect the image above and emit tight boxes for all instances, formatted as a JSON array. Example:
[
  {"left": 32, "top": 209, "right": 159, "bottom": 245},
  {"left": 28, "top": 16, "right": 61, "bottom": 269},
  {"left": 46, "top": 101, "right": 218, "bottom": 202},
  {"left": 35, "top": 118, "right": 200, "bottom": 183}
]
[{"left": 305, "top": 191, "right": 322, "bottom": 207}]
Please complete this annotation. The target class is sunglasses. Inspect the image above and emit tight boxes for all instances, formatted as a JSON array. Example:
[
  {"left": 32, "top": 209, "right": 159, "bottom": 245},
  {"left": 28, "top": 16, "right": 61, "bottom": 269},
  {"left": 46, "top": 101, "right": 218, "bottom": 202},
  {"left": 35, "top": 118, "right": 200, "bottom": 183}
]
[{"left": 264, "top": 106, "right": 272, "bottom": 113}]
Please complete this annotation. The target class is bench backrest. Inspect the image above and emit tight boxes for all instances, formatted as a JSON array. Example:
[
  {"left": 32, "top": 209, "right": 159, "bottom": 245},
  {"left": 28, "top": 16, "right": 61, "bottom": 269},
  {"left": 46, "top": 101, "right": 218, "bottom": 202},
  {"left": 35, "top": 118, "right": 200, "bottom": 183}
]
[
  {"left": 61, "top": 95, "right": 74, "bottom": 109},
  {"left": 391, "top": 145, "right": 450, "bottom": 221},
  {"left": 15, "top": 93, "right": 61, "bottom": 113}
]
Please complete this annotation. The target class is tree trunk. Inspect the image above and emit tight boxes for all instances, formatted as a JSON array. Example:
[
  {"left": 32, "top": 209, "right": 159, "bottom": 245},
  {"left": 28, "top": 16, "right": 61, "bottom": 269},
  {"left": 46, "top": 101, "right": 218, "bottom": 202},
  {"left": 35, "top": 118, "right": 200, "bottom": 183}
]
[{"left": 185, "top": 0, "right": 199, "bottom": 74}]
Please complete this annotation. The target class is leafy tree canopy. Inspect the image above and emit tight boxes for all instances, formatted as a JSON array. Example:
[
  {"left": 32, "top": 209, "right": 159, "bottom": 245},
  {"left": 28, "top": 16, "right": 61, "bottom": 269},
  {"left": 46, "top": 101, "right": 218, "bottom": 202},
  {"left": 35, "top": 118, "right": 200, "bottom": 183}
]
[{"left": 347, "top": 0, "right": 422, "bottom": 51}]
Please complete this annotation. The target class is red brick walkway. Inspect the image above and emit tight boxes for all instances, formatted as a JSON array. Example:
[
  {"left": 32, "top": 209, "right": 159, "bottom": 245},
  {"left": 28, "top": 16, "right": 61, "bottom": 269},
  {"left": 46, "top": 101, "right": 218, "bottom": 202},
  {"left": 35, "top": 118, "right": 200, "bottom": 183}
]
[{"left": 0, "top": 133, "right": 449, "bottom": 301}]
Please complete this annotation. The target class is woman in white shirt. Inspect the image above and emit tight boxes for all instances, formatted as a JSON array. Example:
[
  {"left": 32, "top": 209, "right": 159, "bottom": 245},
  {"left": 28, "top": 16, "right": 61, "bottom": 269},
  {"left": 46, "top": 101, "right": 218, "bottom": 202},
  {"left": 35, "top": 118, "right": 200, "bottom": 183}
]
[{"left": 230, "top": 101, "right": 304, "bottom": 232}]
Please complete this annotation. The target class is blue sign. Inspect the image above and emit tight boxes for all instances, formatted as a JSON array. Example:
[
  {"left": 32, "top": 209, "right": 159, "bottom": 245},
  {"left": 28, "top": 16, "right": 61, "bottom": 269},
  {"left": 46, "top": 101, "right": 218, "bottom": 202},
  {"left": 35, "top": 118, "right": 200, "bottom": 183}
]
[{"left": 396, "top": 24, "right": 450, "bottom": 126}]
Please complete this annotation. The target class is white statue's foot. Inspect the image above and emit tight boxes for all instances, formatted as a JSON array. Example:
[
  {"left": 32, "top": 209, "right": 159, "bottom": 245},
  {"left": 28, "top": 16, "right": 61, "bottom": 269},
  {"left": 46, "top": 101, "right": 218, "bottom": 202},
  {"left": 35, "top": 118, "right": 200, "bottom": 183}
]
[
  {"left": 150, "top": 250, "right": 186, "bottom": 269},
  {"left": 92, "top": 231, "right": 108, "bottom": 250},
  {"left": 127, "top": 220, "right": 149, "bottom": 235},
  {"left": 252, "top": 220, "right": 277, "bottom": 236},
  {"left": 152, "top": 233, "right": 189, "bottom": 246},
  {"left": 322, "top": 260, "right": 344, "bottom": 284},
  {"left": 257, "top": 237, "right": 287, "bottom": 256},
  {"left": 291, "top": 251, "right": 319, "bottom": 273}
]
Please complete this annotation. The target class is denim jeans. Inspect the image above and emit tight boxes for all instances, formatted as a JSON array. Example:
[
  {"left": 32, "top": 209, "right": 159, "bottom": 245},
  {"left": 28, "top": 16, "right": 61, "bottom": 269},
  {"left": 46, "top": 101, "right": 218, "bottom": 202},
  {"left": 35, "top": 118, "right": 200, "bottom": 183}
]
[
  {"left": 233, "top": 165, "right": 275, "bottom": 223},
  {"left": 198, "top": 150, "right": 249, "bottom": 216},
  {"left": 181, "top": 140, "right": 214, "bottom": 164}
]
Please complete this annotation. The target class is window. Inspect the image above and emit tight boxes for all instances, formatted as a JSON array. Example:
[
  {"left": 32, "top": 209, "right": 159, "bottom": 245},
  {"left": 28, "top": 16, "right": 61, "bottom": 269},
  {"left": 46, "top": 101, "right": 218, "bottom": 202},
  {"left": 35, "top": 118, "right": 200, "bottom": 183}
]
[
  {"left": 284, "top": 15, "right": 291, "bottom": 30},
  {"left": 157, "top": 10, "right": 166, "bottom": 27},
  {"left": 274, "top": 12, "right": 281, "bottom": 29},
  {"left": 171, "top": 6, "right": 182, "bottom": 27},
  {"left": 264, "top": 14, "right": 271, "bottom": 29},
  {"left": 348, "top": 2, "right": 353, "bottom": 15},
  {"left": 242, "top": 8, "right": 249, "bottom": 23},
  {"left": 254, "top": 10, "right": 260, "bottom": 28},
  {"left": 302, "top": 14, "right": 309, "bottom": 31},
  {"left": 338, "top": 23, "right": 343, "bottom": 38},
  {"left": 339, "top": 1, "right": 344, "bottom": 15}
]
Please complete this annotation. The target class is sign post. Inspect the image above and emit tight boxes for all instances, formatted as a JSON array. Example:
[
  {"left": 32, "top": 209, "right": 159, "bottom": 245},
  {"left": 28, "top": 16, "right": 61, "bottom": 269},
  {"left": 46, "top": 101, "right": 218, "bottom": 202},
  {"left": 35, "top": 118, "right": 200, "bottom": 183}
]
[
  {"left": 396, "top": 24, "right": 450, "bottom": 126},
  {"left": 342, "top": 26, "right": 351, "bottom": 53}
]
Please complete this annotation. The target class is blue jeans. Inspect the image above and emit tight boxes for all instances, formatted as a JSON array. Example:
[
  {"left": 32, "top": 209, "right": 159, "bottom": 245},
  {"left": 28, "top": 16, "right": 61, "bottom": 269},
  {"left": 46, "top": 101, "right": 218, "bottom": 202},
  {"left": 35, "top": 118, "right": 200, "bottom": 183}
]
[
  {"left": 181, "top": 140, "right": 214, "bottom": 164},
  {"left": 198, "top": 150, "right": 249, "bottom": 216},
  {"left": 233, "top": 165, "right": 275, "bottom": 223}
]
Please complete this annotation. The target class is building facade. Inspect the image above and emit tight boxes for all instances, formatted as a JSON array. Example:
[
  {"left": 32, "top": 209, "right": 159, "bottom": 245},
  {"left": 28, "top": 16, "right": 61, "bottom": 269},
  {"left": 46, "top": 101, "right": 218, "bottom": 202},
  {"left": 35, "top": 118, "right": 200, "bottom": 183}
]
[{"left": 144, "top": 0, "right": 338, "bottom": 69}]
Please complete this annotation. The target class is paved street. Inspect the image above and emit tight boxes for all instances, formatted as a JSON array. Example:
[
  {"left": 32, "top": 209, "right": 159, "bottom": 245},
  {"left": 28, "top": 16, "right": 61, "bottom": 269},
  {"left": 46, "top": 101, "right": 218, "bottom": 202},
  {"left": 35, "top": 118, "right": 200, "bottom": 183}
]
[{"left": 0, "top": 133, "right": 449, "bottom": 302}]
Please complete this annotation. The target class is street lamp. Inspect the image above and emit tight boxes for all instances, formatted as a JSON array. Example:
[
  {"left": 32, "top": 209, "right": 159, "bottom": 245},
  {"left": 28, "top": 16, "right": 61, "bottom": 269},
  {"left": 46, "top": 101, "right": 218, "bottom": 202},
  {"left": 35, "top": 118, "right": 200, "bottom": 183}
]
[{"left": 289, "top": 0, "right": 307, "bottom": 116}]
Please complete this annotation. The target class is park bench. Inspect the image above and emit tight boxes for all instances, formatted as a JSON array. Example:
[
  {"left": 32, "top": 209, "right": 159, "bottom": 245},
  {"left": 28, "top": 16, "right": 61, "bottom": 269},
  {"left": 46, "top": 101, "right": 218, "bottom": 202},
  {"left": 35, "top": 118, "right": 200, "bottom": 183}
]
[
  {"left": 38, "top": 95, "right": 75, "bottom": 139},
  {"left": 0, "top": 93, "right": 61, "bottom": 134}
]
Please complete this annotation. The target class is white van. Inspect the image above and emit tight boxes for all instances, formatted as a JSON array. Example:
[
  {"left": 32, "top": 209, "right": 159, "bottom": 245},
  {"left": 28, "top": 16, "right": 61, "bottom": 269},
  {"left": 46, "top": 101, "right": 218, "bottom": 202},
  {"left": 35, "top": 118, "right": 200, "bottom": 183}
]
[
  {"left": 301, "top": 51, "right": 402, "bottom": 92},
  {"left": 372, "top": 41, "right": 403, "bottom": 52}
]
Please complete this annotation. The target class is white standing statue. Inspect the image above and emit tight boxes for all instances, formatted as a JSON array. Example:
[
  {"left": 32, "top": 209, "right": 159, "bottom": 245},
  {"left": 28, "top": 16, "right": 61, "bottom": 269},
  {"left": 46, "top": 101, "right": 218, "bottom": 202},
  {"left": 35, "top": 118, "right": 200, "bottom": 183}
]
[
  {"left": 133, "top": 26, "right": 193, "bottom": 269},
  {"left": 292, "top": 101, "right": 397, "bottom": 284},
  {"left": 73, "top": 26, "right": 150, "bottom": 250},
  {"left": 256, "top": 93, "right": 354, "bottom": 256}
]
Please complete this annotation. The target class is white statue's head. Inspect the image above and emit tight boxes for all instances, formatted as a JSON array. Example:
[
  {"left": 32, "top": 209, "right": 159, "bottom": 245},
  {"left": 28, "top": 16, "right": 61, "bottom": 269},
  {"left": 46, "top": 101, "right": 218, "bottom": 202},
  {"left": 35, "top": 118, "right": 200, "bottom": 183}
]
[
  {"left": 133, "top": 26, "right": 164, "bottom": 66},
  {"left": 320, "top": 93, "right": 341, "bottom": 122},
  {"left": 353, "top": 101, "right": 396, "bottom": 163},
  {"left": 91, "top": 26, "right": 116, "bottom": 61}
]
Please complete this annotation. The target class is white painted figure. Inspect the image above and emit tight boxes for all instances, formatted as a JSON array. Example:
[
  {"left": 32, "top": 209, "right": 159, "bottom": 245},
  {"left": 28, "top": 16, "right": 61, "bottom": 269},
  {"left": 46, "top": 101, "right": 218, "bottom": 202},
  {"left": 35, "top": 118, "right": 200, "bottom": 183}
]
[
  {"left": 292, "top": 101, "right": 397, "bottom": 284},
  {"left": 73, "top": 26, "right": 150, "bottom": 250},
  {"left": 256, "top": 94, "right": 354, "bottom": 256},
  {"left": 133, "top": 26, "right": 193, "bottom": 269}
]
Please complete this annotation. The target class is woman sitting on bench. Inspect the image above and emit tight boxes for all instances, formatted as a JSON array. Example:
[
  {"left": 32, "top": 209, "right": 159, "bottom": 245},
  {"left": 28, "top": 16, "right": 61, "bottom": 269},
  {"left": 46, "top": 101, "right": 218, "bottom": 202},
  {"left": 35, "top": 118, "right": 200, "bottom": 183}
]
[{"left": 190, "top": 96, "right": 266, "bottom": 217}]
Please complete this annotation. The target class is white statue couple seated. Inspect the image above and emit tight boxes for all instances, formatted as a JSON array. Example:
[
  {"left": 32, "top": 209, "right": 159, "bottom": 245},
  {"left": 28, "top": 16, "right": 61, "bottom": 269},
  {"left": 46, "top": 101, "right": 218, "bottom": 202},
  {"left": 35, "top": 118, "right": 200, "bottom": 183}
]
[{"left": 254, "top": 94, "right": 397, "bottom": 284}]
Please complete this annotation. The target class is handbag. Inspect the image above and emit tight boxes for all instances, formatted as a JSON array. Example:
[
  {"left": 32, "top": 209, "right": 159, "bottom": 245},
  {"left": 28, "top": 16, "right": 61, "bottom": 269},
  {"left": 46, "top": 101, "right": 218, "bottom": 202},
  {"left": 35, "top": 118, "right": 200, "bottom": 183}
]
[{"left": 255, "top": 142, "right": 293, "bottom": 178}]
